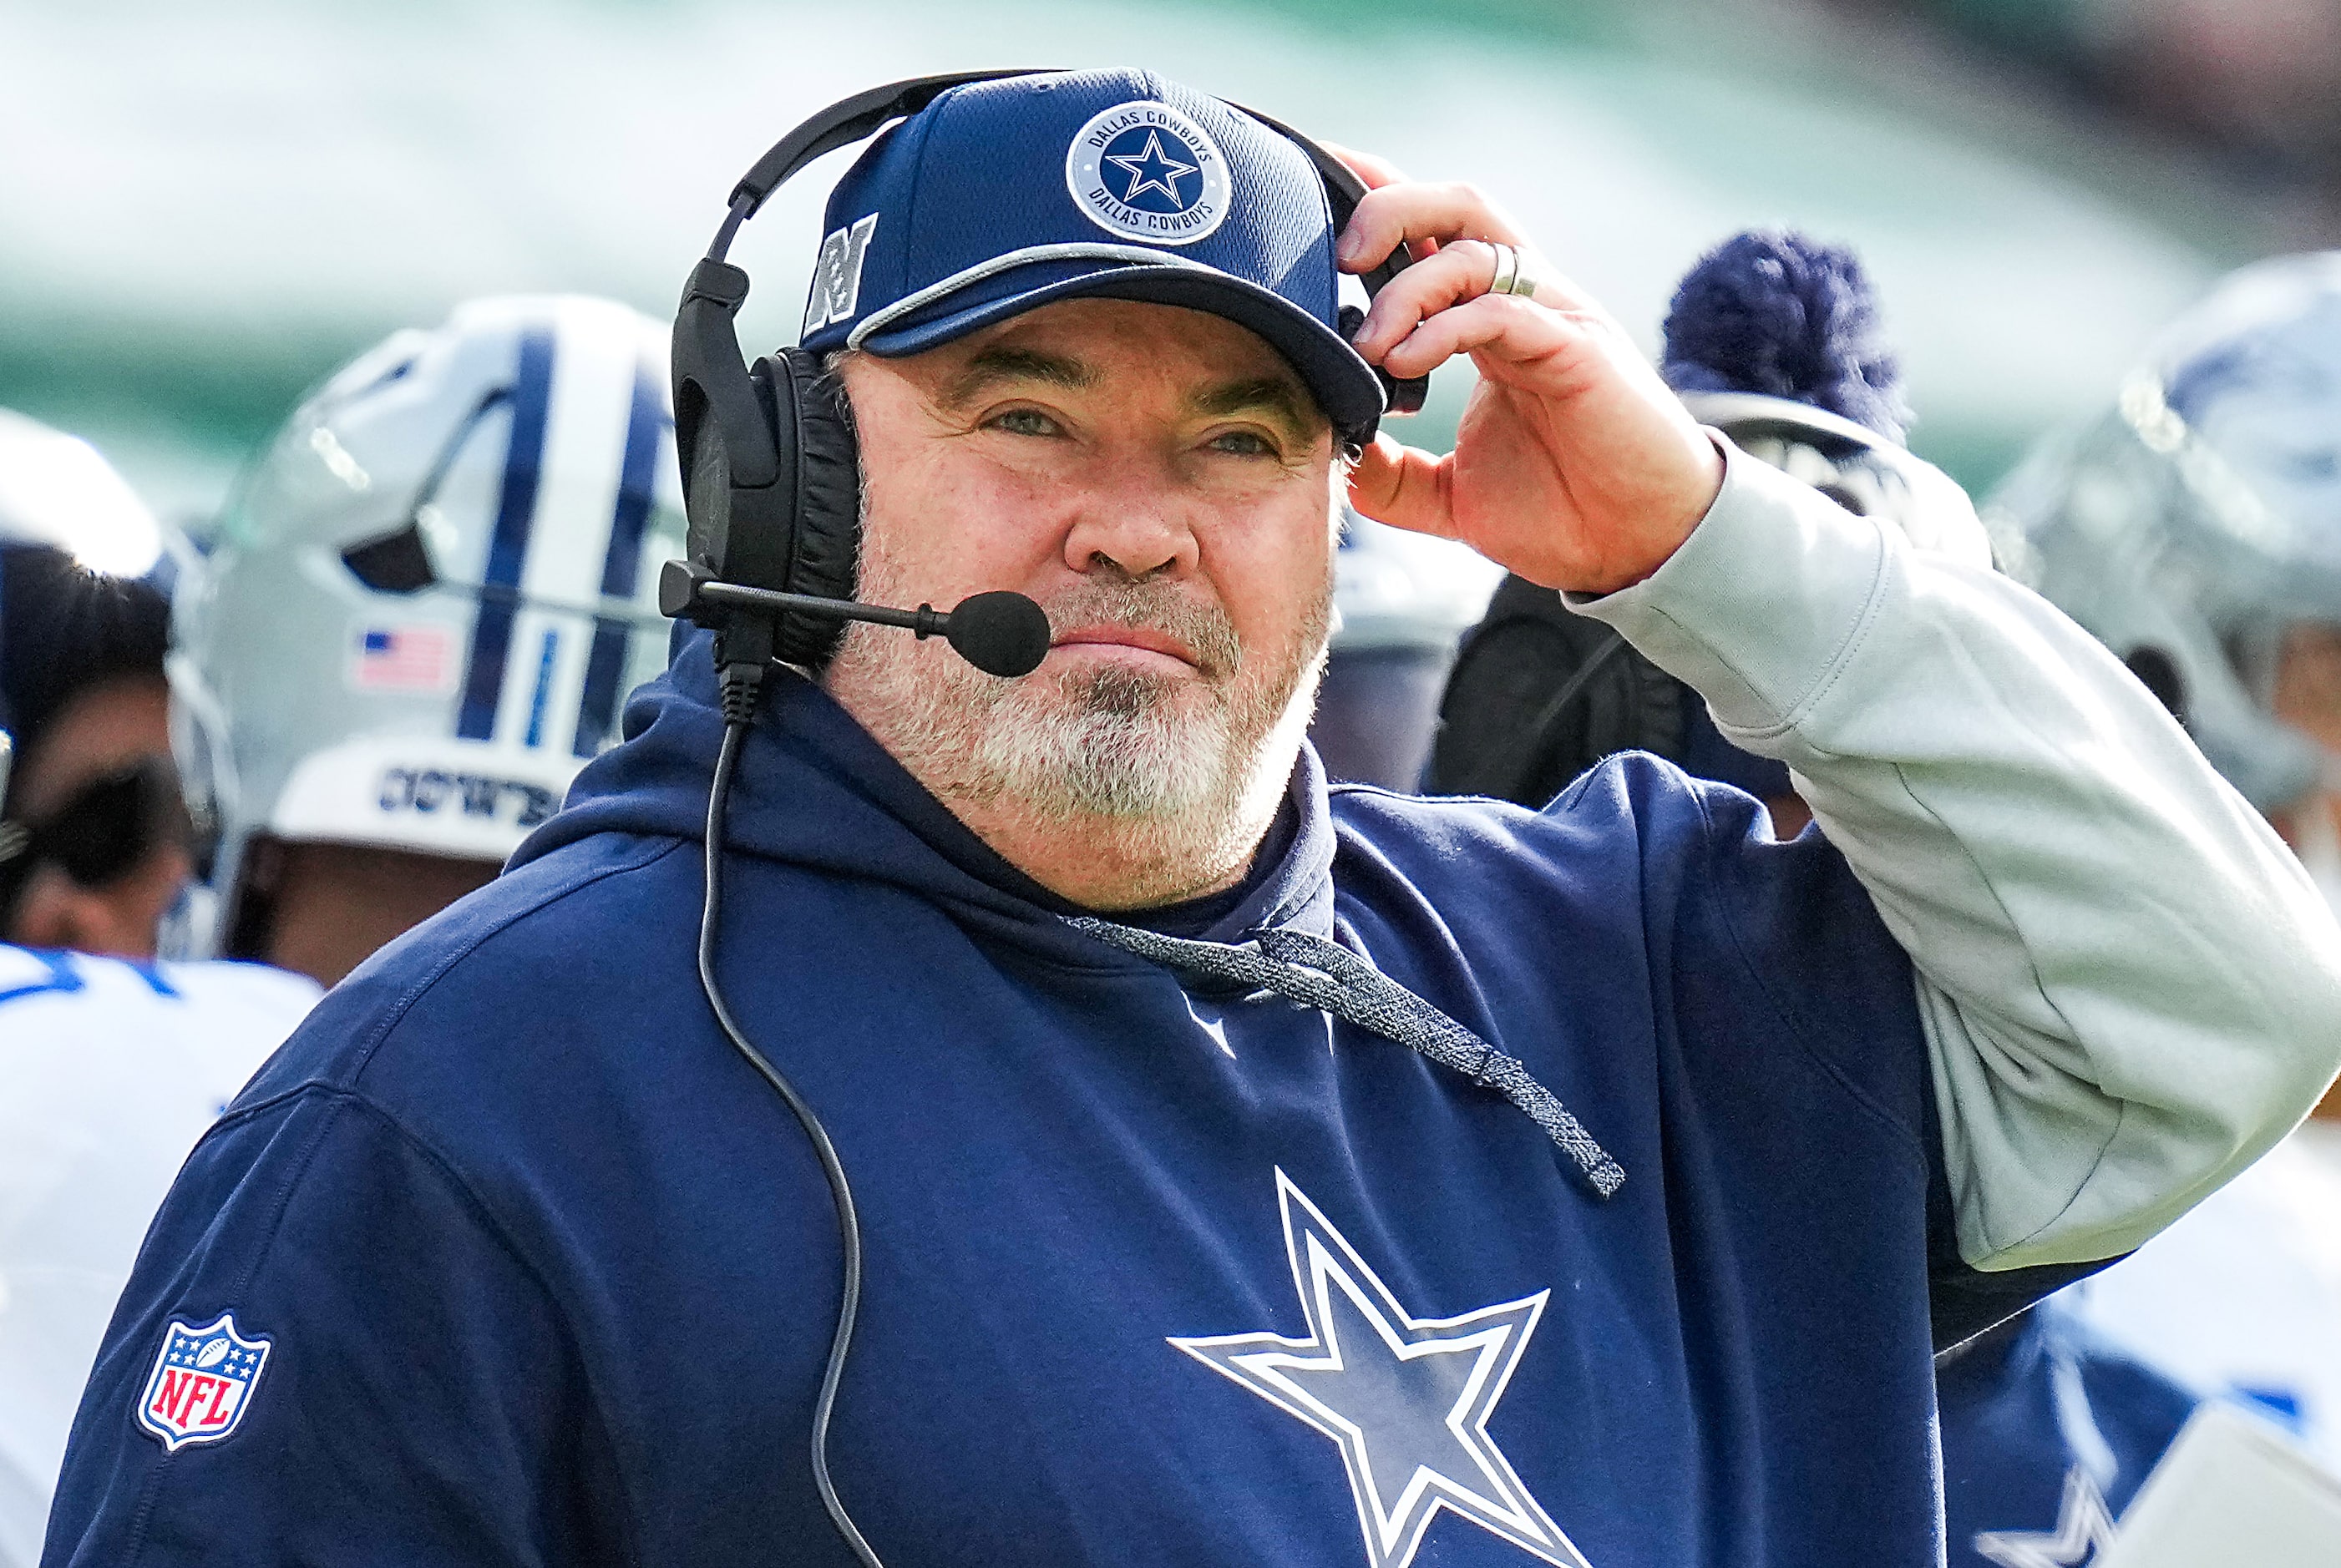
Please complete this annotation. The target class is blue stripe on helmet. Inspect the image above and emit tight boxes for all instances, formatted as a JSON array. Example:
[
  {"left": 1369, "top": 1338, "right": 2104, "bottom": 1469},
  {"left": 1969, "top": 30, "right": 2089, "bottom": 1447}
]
[
  {"left": 572, "top": 364, "right": 667, "bottom": 757},
  {"left": 524, "top": 628, "right": 560, "bottom": 749},
  {"left": 455, "top": 326, "right": 557, "bottom": 741}
]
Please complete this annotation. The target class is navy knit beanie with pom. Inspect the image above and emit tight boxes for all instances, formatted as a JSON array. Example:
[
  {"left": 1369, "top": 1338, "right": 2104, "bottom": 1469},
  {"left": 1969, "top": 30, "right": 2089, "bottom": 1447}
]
[{"left": 1660, "top": 230, "right": 1912, "bottom": 443}]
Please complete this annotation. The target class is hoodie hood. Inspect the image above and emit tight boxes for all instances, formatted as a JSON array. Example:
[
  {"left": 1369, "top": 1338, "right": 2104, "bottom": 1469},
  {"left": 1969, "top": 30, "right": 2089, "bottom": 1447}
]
[
  {"left": 519, "top": 630, "right": 1624, "bottom": 1198},
  {"left": 513, "top": 629, "right": 1337, "bottom": 955}
]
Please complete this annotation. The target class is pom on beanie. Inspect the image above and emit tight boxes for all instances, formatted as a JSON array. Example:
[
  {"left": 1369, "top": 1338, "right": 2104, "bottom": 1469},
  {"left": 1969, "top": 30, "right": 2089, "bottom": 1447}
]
[{"left": 1659, "top": 230, "right": 1911, "bottom": 443}]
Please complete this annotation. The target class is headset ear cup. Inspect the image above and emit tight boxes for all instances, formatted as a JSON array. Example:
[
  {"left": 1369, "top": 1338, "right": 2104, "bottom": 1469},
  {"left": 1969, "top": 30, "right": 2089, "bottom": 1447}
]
[{"left": 773, "top": 346, "right": 863, "bottom": 668}]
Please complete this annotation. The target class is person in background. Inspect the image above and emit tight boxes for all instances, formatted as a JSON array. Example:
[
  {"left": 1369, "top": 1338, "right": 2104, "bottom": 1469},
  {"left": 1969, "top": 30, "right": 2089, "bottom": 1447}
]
[
  {"left": 1427, "top": 230, "right": 2213, "bottom": 1565},
  {"left": 0, "top": 412, "right": 188, "bottom": 958},
  {"left": 1984, "top": 250, "right": 2341, "bottom": 1479},
  {"left": 168, "top": 293, "right": 687, "bottom": 985},
  {"left": 0, "top": 420, "right": 315, "bottom": 1568},
  {"left": 0, "top": 296, "right": 683, "bottom": 1565},
  {"left": 0, "top": 866, "right": 318, "bottom": 1568},
  {"left": 1305, "top": 508, "right": 1498, "bottom": 790},
  {"left": 1935, "top": 1308, "right": 2200, "bottom": 1567}
]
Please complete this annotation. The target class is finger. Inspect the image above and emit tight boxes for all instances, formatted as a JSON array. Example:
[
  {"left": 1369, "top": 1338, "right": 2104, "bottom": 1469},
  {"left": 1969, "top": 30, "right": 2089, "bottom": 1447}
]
[
  {"left": 1318, "top": 139, "right": 1407, "bottom": 190},
  {"left": 1318, "top": 144, "right": 1438, "bottom": 266},
  {"left": 1335, "top": 180, "right": 1526, "bottom": 274},
  {"left": 1379, "top": 291, "right": 1602, "bottom": 382},
  {"left": 1329, "top": 168, "right": 1443, "bottom": 268},
  {"left": 1350, "top": 241, "right": 1502, "bottom": 362},
  {"left": 1346, "top": 434, "right": 1462, "bottom": 540},
  {"left": 1350, "top": 242, "right": 1606, "bottom": 364}
]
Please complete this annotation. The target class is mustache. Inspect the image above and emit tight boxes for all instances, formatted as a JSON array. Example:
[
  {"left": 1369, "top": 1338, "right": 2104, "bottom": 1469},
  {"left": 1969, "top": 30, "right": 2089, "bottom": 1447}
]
[{"left": 1041, "top": 575, "right": 1243, "bottom": 679}]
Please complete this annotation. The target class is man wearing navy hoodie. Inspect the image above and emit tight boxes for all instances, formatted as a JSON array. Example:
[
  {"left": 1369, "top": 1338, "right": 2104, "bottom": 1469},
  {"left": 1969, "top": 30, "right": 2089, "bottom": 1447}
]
[{"left": 43, "top": 70, "right": 2341, "bottom": 1568}]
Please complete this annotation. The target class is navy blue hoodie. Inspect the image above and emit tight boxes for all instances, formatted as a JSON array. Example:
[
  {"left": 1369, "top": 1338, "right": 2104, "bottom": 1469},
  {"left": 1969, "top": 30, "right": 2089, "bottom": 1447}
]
[
  {"left": 47, "top": 639, "right": 2070, "bottom": 1567},
  {"left": 1938, "top": 1303, "right": 2198, "bottom": 1565}
]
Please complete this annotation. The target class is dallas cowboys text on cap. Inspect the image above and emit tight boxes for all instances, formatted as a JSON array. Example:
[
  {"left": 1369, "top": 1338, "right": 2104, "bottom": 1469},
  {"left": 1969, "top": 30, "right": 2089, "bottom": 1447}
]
[{"left": 1064, "top": 100, "right": 1233, "bottom": 246}]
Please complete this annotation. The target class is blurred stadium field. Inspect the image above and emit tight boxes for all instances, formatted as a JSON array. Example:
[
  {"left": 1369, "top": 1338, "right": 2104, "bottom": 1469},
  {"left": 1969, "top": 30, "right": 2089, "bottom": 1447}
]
[{"left": 0, "top": 0, "right": 2286, "bottom": 522}]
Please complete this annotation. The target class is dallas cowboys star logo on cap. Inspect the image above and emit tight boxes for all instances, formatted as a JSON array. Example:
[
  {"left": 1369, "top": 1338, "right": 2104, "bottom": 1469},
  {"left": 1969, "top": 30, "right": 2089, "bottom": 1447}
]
[
  {"left": 1064, "top": 100, "right": 1231, "bottom": 245},
  {"left": 1103, "top": 129, "right": 1198, "bottom": 206},
  {"left": 1170, "top": 1170, "right": 1589, "bottom": 1568}
]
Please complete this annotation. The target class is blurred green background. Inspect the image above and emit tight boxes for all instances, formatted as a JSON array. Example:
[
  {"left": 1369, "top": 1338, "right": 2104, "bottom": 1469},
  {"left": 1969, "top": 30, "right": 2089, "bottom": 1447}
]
[{"left": 3, "top": 0, "right": 2330, "bottom": 521}]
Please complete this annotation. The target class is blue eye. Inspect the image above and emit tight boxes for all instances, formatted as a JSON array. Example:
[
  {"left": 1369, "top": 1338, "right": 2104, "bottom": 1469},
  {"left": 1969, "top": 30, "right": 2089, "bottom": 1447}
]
[
  {"left": 1210, "top": 430, "right": 1277, "bottom": 457},
  {"left": 990, "top": 408, "right": 1062, "bottom": 437}
]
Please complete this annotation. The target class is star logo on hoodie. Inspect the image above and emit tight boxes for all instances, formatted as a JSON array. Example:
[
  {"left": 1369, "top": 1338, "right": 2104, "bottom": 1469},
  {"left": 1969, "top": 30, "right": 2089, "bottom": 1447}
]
[
  {"left": 1170, "top": 1170, "right": 1589, "bottom": 1568},
  {"left": 1974, "top": 1466, "right": 2120, "bottom": 1568}
]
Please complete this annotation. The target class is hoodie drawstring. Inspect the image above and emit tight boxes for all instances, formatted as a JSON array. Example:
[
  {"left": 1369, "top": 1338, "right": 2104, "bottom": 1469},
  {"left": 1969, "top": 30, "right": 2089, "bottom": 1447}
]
[{"left": 1066, "top": 917, "right": 1625, "bottom": 1199}]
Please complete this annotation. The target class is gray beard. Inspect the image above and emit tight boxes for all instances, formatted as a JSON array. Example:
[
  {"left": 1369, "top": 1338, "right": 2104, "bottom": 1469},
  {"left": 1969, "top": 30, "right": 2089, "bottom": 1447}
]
[{"left": 824, "top": 561, "right": 1330, "bottom": 876}]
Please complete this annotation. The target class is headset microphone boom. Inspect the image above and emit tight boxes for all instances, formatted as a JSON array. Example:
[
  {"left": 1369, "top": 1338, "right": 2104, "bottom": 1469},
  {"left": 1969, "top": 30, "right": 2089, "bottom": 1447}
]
[{"left": 656, "top": 560, "right": 1050, "bottom": 680}]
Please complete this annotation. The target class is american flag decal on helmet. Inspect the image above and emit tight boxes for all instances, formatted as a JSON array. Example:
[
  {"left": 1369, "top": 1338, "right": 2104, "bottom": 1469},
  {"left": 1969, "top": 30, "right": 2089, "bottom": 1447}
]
[
  {"left": 352, "top": 625, "right": 457, "bottom": 694},
  {"left": 136, "top": 1313, "right": 272, "bottom": 1451}
]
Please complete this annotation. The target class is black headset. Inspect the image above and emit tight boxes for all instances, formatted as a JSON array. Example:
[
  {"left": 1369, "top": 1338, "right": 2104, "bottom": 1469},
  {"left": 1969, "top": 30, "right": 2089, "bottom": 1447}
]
[
  {"left": 664, "top": 73, "right": 1431, "bottom": 1568},
  {"left": 666, "top": 68, "right": 1428, "bottom": 675}
]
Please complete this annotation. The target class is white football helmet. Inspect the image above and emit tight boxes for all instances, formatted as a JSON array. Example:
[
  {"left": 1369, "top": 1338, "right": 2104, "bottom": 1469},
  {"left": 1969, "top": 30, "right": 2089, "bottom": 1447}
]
[
  {"left": 1984, "top": 254, "right": 2341, "bottom": 815},
  {"left": 170, "top": 296, "right": 686, "bottom": 956},
  {"left": 0, "top": 408, "right": 163, "bottom": 578}
]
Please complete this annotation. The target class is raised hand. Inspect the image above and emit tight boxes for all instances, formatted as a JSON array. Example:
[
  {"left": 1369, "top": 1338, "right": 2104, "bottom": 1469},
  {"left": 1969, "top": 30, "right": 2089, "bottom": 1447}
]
[{"left": 1332, "top": 156, "right": 1723, "bottom": 595}]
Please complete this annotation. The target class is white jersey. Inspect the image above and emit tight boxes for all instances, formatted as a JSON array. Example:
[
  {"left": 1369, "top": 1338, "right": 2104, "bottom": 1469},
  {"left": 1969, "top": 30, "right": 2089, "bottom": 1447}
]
[
  {"left": 2060, "top": 1123, "right": 2341, "bottom": 1474},
  {"left": 0, "top": 946, "right": 318, "bottom": 1567}
]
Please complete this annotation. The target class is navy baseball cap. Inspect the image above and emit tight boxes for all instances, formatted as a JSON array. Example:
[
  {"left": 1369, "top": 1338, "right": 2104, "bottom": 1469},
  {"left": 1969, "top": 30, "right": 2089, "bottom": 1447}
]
[{"left": 798, "top": 68, "right": 1385, "bottom": 439}]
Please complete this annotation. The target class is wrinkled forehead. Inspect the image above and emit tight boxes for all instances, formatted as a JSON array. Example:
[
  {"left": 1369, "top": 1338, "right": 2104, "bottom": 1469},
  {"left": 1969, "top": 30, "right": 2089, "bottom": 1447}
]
[{"left": 893, "top": 297, "right": 1329, "bottom": 432}]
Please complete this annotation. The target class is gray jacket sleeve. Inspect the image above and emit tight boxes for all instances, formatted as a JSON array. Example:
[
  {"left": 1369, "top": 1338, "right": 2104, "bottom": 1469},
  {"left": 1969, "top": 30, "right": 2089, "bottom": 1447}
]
[{"left": 1569, "top": 436, "right": 2341, "bottom": 1272}]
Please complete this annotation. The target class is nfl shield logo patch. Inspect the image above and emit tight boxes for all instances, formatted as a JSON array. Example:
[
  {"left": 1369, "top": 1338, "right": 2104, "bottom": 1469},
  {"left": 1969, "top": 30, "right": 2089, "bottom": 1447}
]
[{"left": 135, "top": 1313, "right": 271, "bottom": 1451}]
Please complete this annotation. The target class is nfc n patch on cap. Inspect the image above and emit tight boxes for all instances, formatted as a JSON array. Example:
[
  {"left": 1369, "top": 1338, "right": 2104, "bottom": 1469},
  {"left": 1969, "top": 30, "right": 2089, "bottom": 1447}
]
[
  {"left": 1065, "top": 102, "right": 1231, "bottom": 247},
  {"left": 805, "top": 214, "right": 879, "bottom": 335}
]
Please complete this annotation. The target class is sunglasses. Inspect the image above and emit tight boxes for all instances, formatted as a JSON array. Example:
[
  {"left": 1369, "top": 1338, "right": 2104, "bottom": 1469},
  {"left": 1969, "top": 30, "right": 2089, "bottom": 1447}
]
[{"left": 0, "top": 755, "right": 188, "bottom": 913}]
